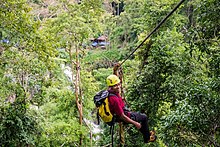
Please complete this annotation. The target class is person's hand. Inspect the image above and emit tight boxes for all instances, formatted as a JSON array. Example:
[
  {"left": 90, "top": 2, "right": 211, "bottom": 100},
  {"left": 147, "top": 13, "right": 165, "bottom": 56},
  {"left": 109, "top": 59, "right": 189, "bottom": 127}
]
[{"left": 135, "top": 122, "right": 141, "bottom": 129}]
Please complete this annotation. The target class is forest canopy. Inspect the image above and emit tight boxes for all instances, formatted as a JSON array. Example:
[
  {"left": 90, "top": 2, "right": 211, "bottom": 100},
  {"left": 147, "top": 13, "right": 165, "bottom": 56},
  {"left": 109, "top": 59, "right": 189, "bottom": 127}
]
[{"left": 0, "top": 0, "right": 219, "bottom": 146}]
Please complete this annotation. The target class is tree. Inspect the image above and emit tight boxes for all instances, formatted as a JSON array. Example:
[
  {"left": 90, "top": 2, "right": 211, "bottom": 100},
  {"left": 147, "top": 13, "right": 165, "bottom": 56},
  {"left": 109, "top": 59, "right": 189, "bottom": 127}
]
[
  {"left": 0, "top": 0, "right": 57, "bottom": 146},
  {"left": 40, "top": 0, "right": 105, "bottom": 146}
]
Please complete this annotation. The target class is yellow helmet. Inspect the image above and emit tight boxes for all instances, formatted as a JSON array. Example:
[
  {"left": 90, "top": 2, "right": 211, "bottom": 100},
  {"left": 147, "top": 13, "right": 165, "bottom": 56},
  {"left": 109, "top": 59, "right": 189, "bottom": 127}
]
[{"left": 106, "top": 75, "right": 120, "bottom": 86}]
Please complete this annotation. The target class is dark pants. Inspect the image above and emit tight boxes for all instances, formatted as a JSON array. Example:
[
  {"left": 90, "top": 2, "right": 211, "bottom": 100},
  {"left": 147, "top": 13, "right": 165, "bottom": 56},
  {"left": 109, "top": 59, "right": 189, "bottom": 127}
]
[{"left": 130, "top": 112, "right": 150, "bottom": 143}]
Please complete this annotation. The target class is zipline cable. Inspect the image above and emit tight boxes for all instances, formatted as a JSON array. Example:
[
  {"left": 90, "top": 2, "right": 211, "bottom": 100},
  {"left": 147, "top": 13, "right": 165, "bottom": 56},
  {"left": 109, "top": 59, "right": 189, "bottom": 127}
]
[{"left": 119, "top": 0, "right": 186, "bottom": 66}]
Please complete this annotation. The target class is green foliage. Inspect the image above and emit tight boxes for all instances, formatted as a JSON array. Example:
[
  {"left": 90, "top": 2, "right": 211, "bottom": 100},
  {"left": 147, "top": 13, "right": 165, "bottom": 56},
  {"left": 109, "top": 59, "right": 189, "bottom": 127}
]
[
  {"left": 1, "top": 0, "right": 219, "bottom": 146},
  {"left": 81, "top": 71, "right": 100, "bottom": 115},
  {"left": 92, "top": 68, "right": 112, "bottom": 90},
  {"left": 185, "top": 0, "right": 220, "bottom": 77},
  {"left": 0, "top": 0, "right": 58, "bottom": 146},
  {"left": 43, "top": 0, "right": 105, "bottom": 49},
  {"left": 32, "top": 1, "right": 107, "bottom": 145},
  {"left": 0, "top": 88, "right": 39, "bottom": 146},
  {"left": 36, "top": 103, "right": 85, "bottom": 146},
  {"left": 83, "top": 48, "right": 126, "bottom": 70},
  {"left": 159, "top": 79, "right": 220, "bottom": 146},
  {"left": 108, "top": 0, "right": 184, "bottom": 50},
  {"left": 125, "top": 0, "right": 219, "bottom": 146},
  {"left": 35, "top": 84, "right": 87, "bottom": 146}
]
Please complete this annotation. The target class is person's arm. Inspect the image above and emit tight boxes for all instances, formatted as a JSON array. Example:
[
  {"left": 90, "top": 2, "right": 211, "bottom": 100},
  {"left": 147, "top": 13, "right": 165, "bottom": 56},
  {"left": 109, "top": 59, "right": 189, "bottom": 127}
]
[{"left": 119, "top": 113, "right": 141, "bottom": 129}]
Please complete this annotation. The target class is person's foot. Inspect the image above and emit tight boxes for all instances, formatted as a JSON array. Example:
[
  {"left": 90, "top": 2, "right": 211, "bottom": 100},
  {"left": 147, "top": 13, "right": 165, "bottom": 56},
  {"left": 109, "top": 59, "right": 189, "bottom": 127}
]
[{"left": 148, "top": 130, "right": 157, "bottom": 142}]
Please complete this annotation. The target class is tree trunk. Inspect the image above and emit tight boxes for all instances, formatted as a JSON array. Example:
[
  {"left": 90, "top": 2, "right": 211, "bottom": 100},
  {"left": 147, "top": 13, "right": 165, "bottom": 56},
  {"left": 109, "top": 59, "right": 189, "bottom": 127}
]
[
  {"left": 75, "top": 43, "right": 83, "bottom": 146},
  {"left": 69, "top": 43, "right": 83, "bottom": 146}
]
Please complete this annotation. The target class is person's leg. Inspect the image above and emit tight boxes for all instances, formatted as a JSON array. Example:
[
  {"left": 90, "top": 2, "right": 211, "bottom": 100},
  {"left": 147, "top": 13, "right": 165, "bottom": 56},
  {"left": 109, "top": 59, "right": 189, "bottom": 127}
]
[{"left": 130, "top": 112, "right": 150, "bottom": 143}]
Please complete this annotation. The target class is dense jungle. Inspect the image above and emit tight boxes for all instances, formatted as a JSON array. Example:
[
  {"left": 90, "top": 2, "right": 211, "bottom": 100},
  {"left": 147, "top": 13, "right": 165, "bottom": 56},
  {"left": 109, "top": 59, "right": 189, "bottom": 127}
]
[{"left": 0, "top": 0, "right": 219, "bottom": 146}]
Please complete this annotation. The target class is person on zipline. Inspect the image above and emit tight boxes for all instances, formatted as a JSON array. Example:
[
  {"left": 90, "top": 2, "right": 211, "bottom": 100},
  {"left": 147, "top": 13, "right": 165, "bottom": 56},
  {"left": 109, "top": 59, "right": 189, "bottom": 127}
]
[{"left": 106, "top": 74, "right": 157, "bottom": 143}]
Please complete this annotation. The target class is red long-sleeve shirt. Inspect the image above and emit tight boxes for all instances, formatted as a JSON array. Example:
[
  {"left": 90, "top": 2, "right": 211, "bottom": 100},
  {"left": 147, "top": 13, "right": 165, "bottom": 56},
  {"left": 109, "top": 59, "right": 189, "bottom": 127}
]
[{"left": 108, "top": 91, "right": 125, "bottom": 117}]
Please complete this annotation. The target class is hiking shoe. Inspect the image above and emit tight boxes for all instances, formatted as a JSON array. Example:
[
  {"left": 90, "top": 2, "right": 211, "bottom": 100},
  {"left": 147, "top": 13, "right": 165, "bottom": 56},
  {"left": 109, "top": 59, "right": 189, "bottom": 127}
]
[{"left": 148, "top": 130, "right": 157, "bottom": 142}]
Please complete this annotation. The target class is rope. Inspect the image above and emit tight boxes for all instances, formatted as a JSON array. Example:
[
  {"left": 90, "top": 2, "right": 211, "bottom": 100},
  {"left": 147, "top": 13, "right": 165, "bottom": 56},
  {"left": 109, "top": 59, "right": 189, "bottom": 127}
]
[
  {"left": 113, "top": 63, "right": 126, "bottom": 146},
  {"left": 119, "top": 0, "right": 186, "bottom": 66}
]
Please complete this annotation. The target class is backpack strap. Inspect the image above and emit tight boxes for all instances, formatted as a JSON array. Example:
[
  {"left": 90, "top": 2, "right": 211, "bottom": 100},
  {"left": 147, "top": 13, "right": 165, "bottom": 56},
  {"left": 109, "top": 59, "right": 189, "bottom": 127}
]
[
  {"left": 107, "top": 92, "right": 118, "bottom": 147},
  {"left": 108, "top": 92, "right": 117, "bottom": 97},
  {"left": 97, "top": 111, "right": 100, "bottom": 125},
  {"left": 110, "top": 122, "right": 114, "bottom": 147}
]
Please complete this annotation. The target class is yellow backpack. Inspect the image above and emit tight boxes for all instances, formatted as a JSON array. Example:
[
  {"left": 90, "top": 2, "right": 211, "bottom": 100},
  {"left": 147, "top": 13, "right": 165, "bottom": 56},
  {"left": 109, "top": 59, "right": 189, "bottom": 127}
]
[{"left": 94, "top": 90, "right": 116, "bottom": 126}]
